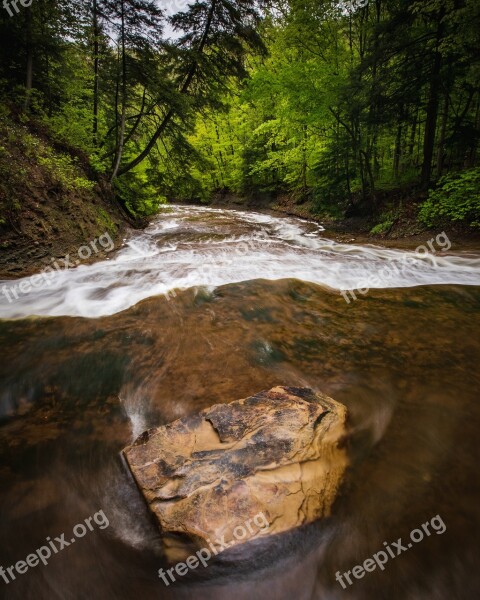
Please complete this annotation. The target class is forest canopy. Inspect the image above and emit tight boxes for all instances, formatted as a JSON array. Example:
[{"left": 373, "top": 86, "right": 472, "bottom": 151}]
[{"left": 0, "top": 0, "right": 479, "bottom": 225}]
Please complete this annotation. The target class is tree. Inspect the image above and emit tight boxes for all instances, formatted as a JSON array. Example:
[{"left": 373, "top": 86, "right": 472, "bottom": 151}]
[{"left": 115, "top": 0, "right": 265, "bottom": 176}]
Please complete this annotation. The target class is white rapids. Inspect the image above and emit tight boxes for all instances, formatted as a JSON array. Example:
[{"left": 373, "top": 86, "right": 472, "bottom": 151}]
[{"left": 1, "top": 204, "right": 479, "bottom": 319}]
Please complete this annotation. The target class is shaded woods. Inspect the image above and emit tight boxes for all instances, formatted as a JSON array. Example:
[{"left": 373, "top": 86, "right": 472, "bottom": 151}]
[{"left": 0, "top": 0, "right": 479, "bottom": 227}]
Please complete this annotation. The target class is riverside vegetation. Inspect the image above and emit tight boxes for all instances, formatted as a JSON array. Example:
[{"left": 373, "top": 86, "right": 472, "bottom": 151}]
[{"left": 0, "top": 0, "right": 480, "bottom": 259}]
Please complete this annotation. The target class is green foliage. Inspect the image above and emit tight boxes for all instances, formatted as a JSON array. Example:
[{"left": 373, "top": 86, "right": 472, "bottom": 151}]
[
  {"left": 0, "top": 117, "right": 25, "bottom": 221},
  {"left": 113, "top": 173, "right": 166, "bottom": 217},
  {"left": 370, "top": 220, "right": 395, "bottom": 235},
  {"left": 0, "top": 107, "right": 99, "bottom": 232},
  {"left": 175, "top": 0, "right": 480, "bottom": 225},
  {"left": 89, "top": 152, "right": 109, "bottom": 175},
  {"left": 96, "top": 208, "right": 117, "bottom": 234},
  {"left": 419, "top": 168, "right": 480, "bottom": 228},
  {"left": 18, "top": 131, "right": 95, "bottom": 192},
  {"left": 46, "top": 104, "right": 97, "bottom": 155},
  {"left": 1, "top": 0, "right": 480, "bottom": 223},
  {"left": 38, "top": 153, "right": 96, "bottom": 192}
]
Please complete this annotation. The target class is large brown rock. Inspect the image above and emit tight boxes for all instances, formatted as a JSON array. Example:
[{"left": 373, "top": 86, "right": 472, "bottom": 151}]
[{"left": 123, "top": 386, "right": 348, "bottom": 561}]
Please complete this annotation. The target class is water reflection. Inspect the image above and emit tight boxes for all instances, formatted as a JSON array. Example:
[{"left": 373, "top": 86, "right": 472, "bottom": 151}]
[{"left": 1, "top": 279, "right": 480, "bottom": 598}]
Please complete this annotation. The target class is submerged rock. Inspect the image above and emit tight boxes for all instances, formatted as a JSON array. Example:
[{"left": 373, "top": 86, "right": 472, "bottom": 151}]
[{"left": 123, "top": 386, "right": 348, "bottom": 561}]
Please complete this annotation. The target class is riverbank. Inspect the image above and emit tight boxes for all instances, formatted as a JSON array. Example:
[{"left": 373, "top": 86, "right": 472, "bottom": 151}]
[
  {"left": 0, "top": 114, "right": 143, "bottom": 279},
  {"left": 2, "top": 204, "right": 480, "bottom": 321},
  {"left": 187, "top": 190, "right": 480, "bottom": 252}
]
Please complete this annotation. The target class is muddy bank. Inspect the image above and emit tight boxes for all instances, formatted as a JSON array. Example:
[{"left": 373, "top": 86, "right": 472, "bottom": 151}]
[
  {"left": 0, "top": 203, "right": 130, "bottom": 280},
  {"left": 0, "top": 116, "right": 142, "bottom": 279}
]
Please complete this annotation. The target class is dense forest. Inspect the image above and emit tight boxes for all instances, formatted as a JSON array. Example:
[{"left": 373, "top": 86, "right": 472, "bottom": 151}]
[
  {"left": 1, "top": 0, "right": 479, "bottom": 230},
  {"left": 2, "top": 5, "right": 480, "bottom": 599}
]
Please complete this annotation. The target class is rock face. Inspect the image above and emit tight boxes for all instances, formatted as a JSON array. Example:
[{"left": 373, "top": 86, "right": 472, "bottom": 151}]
[{"left": 123, "top": 386, "right": 348, "bottom": 561}]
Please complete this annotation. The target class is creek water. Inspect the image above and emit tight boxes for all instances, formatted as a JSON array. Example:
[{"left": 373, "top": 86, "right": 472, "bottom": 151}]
[{"left": 1, "top": 205, "right": 480, "bottom": 599}]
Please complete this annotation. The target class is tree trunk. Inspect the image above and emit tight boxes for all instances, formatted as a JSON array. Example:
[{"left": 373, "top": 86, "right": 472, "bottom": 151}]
[
  {"left": 111, "top": 1, "right": 127, "bottom": 181},
  {"left": 421, "top": 7, "right": 445, "bottom": 189},
  {"left": 24, "top": 8, "right": 33, "bottom": 111},
  {"left": 393, "top": 123, "right": 402, "bottom": 180},
  {"left": 435, "top": 93, "right": 449, "bottom": 178},
  {"left": 301, "top": 123, "right": 307, "bottom": 190},
  {"left": 407, "top": 109, "right": 417, "bottom": 165},
  {"left": 468, "top": 97, "right": 480, "bottom": 167},
  {"left": 93, "top": 0, "right": 100, "bottom": 146}
]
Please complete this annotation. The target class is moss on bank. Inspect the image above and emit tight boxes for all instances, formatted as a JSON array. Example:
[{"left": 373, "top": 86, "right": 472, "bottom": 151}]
[{"left": 0, "top": 111, "right": 137, "bottom": 278}]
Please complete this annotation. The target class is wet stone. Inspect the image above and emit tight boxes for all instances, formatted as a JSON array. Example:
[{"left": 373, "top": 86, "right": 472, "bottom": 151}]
[{"left": 123, "top": 386, "right": 348, "bottom": 561}]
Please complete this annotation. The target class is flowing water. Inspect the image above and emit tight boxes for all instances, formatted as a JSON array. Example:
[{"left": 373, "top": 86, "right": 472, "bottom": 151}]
[{"left": 1, "top": 205, "right": 480, "bottom": 599}]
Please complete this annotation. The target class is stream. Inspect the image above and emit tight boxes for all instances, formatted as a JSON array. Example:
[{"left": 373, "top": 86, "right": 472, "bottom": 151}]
[{"left": 1, "top": 205, "right": 480, "bottom": 599}]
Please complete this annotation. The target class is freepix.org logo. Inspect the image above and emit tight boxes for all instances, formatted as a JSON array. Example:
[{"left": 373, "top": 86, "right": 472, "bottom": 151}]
[
  {"left": 158, "top": 511, "right": 270, "bottom": 586},
  {"left": 1, "top": 510, "right": 110, "bottom": 586},
  {"left": 3, "top": 0, "right": 34, "bottom": 18},
  {"left": 1, "top": 232, "right": 115, "bottom": 304}
]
